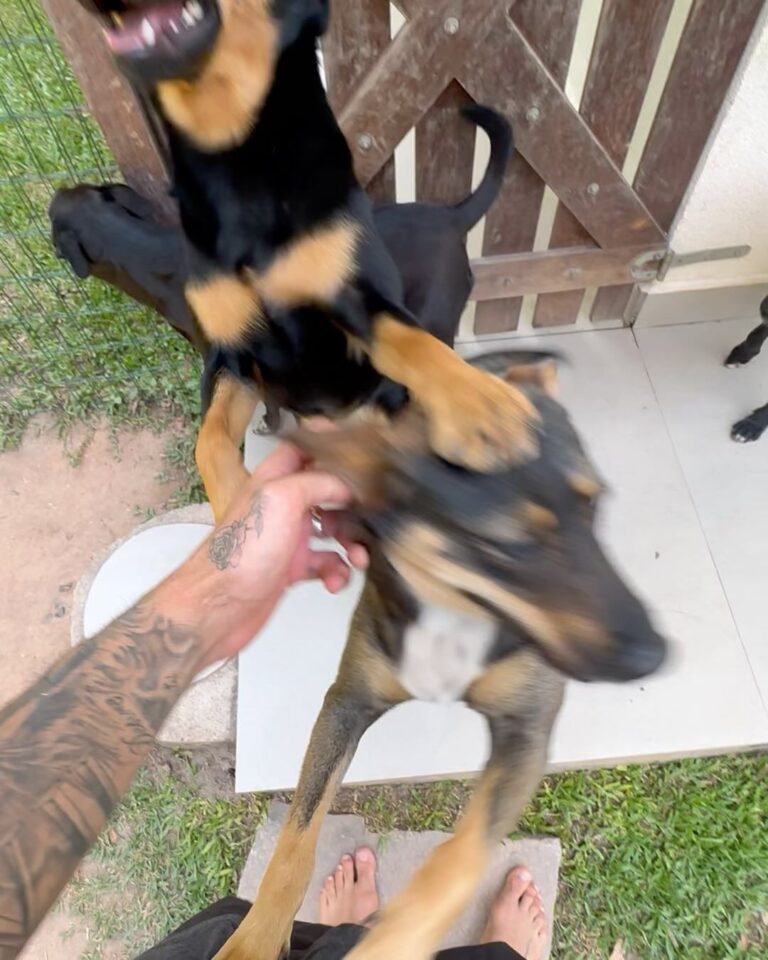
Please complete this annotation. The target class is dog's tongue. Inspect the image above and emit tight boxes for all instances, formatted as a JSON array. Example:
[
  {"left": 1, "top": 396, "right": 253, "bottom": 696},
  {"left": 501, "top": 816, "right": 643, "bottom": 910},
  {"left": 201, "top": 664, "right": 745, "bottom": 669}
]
[{"left": 104, "top": 2, "right": 188, "bottom": 54}]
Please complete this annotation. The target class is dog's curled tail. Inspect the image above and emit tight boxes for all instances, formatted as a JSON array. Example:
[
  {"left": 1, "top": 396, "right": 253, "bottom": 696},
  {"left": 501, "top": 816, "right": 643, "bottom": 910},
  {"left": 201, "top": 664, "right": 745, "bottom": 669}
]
[{"left": 450, "top": 105, "right": 513, "bottom": 233}]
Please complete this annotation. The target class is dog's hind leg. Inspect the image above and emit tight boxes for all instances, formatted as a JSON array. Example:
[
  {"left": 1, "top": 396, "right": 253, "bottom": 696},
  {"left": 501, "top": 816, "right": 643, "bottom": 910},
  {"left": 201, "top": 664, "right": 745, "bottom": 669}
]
[
  {"left": 213, "top": 589, "right": 409, "bottom": 960},
  {"left": 725, "top": 294, "right": 768, "bottom": 367},
  {"left": 731, "top": 401, "right": 768, "bottom": 443},
  {"left": 345, "top": 659, "right": 562, "bottom": 960},
  {"left": 196, "top": 374, "right": 258, "bottom": 521}
]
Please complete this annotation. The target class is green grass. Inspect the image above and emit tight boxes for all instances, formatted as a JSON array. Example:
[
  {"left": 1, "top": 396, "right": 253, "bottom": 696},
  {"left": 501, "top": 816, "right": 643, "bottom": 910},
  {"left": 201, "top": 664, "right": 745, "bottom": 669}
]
[
  {"left": 65, "top": 758, "right": 269, "bottom": 958},
  {"left": 66, "top": 752, "right": 768, "bottom": 959},
  {"left": 0, "top": 0, "right": 200, "bottom": 449}
]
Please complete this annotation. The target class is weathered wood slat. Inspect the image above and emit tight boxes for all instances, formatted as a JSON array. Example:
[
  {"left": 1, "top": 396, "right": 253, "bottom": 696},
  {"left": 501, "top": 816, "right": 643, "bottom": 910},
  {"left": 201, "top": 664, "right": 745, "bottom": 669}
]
[
  {"left": 475, "top": 0, "right": 579, "bottom": 335},
  {"left": 470, "top": 244, "right": 665, "bottom": 301},
  {"left": 634, "top": 0, "right": 764, "bottom": 233},
  {"left": 415, "top": 80, "right": 474, "bottom": 204},
  {"left": 41, "top": 0, "right": 172, "bottom": 216},
  {"left": 323, "top": 0, "right": 395, "bottom": 202},
  {"left": 339, "top": 0, "right": 493, "bottom": 186},
  {"left": 459, "top": 5, "right": 666, "bottom": 254},
  {"left": 589, "top": 0, "right": 675, "bottom": 322},
  {"left": 536, "top": 0, "right": 674, "bottom": 327}
]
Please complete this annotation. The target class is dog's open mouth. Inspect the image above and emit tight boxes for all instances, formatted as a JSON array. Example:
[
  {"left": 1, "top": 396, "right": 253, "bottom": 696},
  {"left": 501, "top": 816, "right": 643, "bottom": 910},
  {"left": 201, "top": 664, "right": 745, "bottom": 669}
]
[{"left": 89, "top": 0, "right": 221, "bottom": 83}]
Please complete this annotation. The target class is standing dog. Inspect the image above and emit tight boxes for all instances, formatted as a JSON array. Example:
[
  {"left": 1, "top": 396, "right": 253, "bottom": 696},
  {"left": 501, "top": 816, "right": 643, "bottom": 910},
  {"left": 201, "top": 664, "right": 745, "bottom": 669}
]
[
  {"left": 74, "top": 0, "right": 534, "bottom": 523},
  {"left": 724, "top": 293, "right": 768, "bottom": 442},
  {"left": 206, "top": 351, "right": 666, "bottom": 960}
]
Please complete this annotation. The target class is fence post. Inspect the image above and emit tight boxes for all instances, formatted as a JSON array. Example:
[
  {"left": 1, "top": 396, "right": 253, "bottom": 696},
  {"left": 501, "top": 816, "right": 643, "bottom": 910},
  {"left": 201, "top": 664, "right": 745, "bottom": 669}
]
[{"left": 39, "top": 0, "right": 175, "bottom": 219}]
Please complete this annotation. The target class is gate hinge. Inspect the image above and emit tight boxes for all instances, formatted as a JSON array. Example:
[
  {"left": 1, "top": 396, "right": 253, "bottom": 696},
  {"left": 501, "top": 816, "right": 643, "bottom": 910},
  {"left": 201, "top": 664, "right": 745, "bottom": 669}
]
[{"left": 631, "top": 244, "right": 751, "bottom": 283}]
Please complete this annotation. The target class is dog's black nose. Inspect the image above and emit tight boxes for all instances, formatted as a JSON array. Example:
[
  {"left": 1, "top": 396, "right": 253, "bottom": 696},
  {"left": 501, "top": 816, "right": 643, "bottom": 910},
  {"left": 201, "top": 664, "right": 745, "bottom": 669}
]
[{"left": 606, "top": 628, "right": 667, "bottom": 681}]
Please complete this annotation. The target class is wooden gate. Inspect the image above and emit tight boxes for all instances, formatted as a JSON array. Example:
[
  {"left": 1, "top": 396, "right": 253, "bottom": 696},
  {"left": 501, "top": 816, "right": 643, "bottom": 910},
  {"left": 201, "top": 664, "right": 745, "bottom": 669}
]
[
  {"left": 45, "top": 0, "right": 765, "bottom": 333},
  {"left": 323, "top": 0, "right": 764, "bottom": 333}
]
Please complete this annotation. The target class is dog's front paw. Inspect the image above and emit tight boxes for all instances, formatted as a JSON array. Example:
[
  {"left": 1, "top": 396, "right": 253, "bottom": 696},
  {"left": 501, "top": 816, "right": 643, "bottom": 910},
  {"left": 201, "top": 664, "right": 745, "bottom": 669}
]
[
  {"left": 724, "top": 342, "right": 758, "bottom": 367},
  {"left": 731, "top": 412, "right": 768, "bottom": 443},
  {"left": 424, "top": 368, "right": 538, "bottom": 471}
]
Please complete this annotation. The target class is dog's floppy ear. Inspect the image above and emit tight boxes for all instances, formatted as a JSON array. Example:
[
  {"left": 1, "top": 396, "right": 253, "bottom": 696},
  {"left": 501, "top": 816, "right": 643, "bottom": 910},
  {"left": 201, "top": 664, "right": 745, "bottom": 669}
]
[
  {"left": 101, "top": 184, "right": 155, "bottom": 219},
  {"left": 53, "top": 227, "right": 91, "bottom": 279},
  {"left": 468, "top": 349, "right": 561, "bottom": 397}
]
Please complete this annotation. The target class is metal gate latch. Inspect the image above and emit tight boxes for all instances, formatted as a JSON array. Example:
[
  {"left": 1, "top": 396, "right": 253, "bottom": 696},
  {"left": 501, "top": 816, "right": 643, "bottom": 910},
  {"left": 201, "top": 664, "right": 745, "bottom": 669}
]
[{"left": 631, "top": 244, "right": 751, "bottom": 283}]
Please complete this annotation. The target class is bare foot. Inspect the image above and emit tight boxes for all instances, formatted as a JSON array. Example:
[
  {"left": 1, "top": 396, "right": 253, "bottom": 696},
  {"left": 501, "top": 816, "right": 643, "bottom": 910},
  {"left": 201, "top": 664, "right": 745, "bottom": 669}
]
[
  {"left": 318, "top": 847, "right": 379, "bottom": 927},
  {"left": 481, "top": 866, "right": 547, "bottom": 960}
]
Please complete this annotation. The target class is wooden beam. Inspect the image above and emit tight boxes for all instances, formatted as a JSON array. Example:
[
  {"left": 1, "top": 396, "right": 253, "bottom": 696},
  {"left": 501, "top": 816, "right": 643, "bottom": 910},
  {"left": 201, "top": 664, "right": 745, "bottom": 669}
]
[
  {"left": 475, "top": 0, "right": 580, "bottom": 334},
  {"left": 415, "top": 80, "right": 475, "bottom": 204},
  {"left": 470, "top": 245, "right": 665, "bottom": 301},
  {"left": 535, "top": 0, "right": 674, "bottom": 327},
  {"left": 323, "top": 0, "right": 395, "bottom": 201},
  {"left": 460, "top": 5, "right": 666, "bottom": 249},
  {"left": 339, "top": 0, "right": 498, "bottom": 186},
  {"left": 588, "top": 0, "right": 675, "bottom": 323},
  {"left": 41, "top": 0, "right": 173, "bottom": 218}
]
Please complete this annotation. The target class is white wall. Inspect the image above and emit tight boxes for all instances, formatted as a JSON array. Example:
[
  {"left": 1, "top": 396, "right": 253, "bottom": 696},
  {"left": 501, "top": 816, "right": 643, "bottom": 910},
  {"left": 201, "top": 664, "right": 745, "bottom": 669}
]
[{"left": 650, "top": 4, "right": 768, "bottom": 294}]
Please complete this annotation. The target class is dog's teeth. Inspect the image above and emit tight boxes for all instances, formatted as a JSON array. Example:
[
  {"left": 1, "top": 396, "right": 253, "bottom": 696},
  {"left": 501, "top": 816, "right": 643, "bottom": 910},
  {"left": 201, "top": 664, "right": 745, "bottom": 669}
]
[
  {"left": 181, "top": 9, "right": 195, "bottom": 26},
  {"left": 186, "top": 0, "right": 204, "bottom": 21},
  {"left": 110, "top": 12, "right": 124, "bottom": 28},
  {"left": 169, "top": 19, "right": 180, "bottom": 33},
  {"left": 141, "top": 18, "right": 156, "bottom": 45}
]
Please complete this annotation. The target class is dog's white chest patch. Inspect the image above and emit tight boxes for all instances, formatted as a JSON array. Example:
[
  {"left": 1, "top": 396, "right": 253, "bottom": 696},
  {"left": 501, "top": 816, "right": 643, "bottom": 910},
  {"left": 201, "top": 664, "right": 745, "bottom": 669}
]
[{"left": 397, "top": 604, "right": 496, "bottom": 702}]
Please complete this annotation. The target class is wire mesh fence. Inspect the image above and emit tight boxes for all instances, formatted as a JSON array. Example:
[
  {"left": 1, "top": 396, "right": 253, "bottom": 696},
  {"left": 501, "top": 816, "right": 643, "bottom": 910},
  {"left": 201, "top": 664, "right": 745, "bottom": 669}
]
[{"left": 0, "top": 0, "right": 200, "bottom": 449}]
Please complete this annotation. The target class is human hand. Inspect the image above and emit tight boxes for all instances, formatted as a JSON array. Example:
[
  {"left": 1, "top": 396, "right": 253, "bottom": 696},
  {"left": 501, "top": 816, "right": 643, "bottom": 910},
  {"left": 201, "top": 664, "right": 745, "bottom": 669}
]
[{"left": 156, "top": 442, "right": 368, "bottom": 667}]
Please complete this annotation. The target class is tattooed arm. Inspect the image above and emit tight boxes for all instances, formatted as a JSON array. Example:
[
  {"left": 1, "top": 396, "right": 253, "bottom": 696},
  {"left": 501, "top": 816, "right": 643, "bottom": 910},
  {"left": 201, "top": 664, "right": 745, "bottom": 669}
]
[{"left": 0, "top": 444, "right": 364, "bottom": 959}]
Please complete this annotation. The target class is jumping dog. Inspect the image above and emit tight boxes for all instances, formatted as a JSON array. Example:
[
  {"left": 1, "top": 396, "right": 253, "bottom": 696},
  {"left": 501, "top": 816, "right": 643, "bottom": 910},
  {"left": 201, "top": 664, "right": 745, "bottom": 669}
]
[
  {"left": 75, "top": 0, "right": 534, "bottom": 523},
  {"left": 211, "top": 351, "right": 666, "bottom": 960},
  {"left": 49, "top": 108, "right": 511, "bottom": 409}
]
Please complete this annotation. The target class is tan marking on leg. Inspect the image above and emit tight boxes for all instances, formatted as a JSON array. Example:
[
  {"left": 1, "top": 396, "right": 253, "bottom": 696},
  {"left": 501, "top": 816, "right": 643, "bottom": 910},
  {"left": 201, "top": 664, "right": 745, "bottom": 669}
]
[
  {"left": 253, "top": 221, "right": 360, "bottom": 308},
  {"left": 196, "top": 377, "right": 257, "bottom": 521},
  {"left": 213, "top": 798, "right": 338, "bottom": 960},
  {"left": 346, "top": 742, "right": 549, "bottom": 960},
  {"left": 370, "top": 316, "right": 538, "bottom": 471},
  {"left": 466, "top": 650, "right": 541, "bottom": 714},
  {"left": 345, "top": 776, "right": 497, "bottom": 960},
  {"left": 157, "top": 0, "right": 279, "bottom": 150},
  {"left": 214, "top": 665, "right": 386, "bottom": 960},
  {"left": 346, "top": 637, "right": 410, "bottom": 705},
  {"left": 186, "top": 275, "right": 263, "bottom": 346}
]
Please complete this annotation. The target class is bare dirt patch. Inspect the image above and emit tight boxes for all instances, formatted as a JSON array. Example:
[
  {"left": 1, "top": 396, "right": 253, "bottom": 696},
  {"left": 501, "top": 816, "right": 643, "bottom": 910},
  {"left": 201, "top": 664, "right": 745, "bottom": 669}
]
[{"left": 0, "top": 418, "right": 180, "bottom": 707}]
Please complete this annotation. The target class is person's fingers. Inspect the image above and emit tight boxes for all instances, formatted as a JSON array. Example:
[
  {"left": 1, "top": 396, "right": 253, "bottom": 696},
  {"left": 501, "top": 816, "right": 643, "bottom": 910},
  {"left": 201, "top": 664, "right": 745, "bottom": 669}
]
[
  {"left": 250, "top": 442, "right": 308, "bottom": 485},
  {"left": 305, "top": 550, "right": 352, "bottom": 593},
  {"left": 344, "top": 543, "right": 369, "bottom": 570},
  {"left": 316, "top": 512, "right": 370, "bottom": 570},
  {"left": 277, "top": 470, "right": 353, "bottom": 510}
]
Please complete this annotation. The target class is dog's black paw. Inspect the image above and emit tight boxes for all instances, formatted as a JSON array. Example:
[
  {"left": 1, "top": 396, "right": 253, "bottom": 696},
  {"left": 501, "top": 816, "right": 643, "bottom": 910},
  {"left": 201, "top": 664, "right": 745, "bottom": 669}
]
[
  {"left": 731, "top": 413, "right": 768, "bottom": 443},
  {"left": 724, "top": 342, "right": 758, "bottom": 367}
]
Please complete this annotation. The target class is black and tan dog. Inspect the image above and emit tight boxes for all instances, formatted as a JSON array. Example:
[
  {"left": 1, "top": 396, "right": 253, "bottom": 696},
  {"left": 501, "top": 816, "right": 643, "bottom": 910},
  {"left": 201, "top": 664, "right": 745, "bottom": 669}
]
[
  {"left": 49, "top": 118, "right": 510, "bottom": 422},
  {"left": 75, "top": 0, "right": 533, "bottom": 522},
  {"left": 724, "top": 293, "right": 768, "bottom": 442},
  {"left": 211, "top": 351, "right": 664, "bottom": 960}
]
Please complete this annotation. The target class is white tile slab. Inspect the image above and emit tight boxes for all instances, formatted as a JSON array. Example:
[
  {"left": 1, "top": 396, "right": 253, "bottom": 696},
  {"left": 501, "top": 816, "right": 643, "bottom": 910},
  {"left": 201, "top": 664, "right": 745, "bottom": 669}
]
[
  {"left": 637, "top": 317, "right": 768, "bottom": 713},
  {"left": 236, "top": 329, "right": 768, "bottom": 792},
  {"left": 83, "top": 523, "right": 222, "bottom": 683}
]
